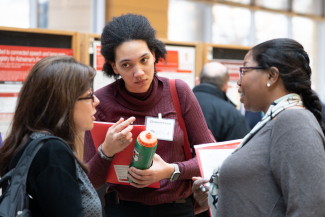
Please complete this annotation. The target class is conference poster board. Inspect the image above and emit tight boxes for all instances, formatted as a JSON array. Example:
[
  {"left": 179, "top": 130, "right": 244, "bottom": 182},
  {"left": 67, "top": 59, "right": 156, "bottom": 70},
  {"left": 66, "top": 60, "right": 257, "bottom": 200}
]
[
  {"left": 156, "top": 45, "right": 196, "bottom": 89},
  {"left": 0, "top": 45, "right": 73, "bottom": 140},
  {"left": 0, "top": 27, "right": 77, "bottom": 141},
  {"left": 92, "top": 41, "right": 198, "bottom": 90},
  {"left": 92, "top": 40, "right": 115, "bottom": 91}
]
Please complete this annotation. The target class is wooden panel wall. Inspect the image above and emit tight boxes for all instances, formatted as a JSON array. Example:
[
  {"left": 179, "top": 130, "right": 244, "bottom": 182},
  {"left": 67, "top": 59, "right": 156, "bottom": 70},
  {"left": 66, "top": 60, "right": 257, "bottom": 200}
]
[{"left": 105, "top": 0, "right": 168, "bottom": 39}]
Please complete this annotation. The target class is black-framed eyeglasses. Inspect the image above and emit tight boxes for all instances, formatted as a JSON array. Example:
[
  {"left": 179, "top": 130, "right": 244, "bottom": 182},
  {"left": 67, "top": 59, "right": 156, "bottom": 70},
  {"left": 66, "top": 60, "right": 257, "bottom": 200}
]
[
  {"left": 239, "top": 66, "right": 266, "bottom": 81},
  {"left": 78, "top": 93, "right": 95, "bottom": 103}
]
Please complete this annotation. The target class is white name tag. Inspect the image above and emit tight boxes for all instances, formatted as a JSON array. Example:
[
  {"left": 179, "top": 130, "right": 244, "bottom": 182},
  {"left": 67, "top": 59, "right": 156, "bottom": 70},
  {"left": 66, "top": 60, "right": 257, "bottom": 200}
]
[{"left": 145, "top": 116, "right": 175, "bottom": 141}]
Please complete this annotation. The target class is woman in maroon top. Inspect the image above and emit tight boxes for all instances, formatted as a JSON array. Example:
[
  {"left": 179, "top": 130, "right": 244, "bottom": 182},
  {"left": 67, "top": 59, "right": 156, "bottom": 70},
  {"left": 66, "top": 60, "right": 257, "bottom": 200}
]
[{"left": 84, "top": 14, "right": 214, "bottom": 217}]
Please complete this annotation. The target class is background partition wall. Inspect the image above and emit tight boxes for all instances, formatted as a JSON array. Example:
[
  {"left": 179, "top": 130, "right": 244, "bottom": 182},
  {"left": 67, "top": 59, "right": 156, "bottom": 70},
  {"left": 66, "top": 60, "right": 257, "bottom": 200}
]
[
  {"left": 0, "top": 27, "right": 83, "bottom": 159},
  {"left": 0, "top": 0, "right": 324, "bottom": 105},
  {"left": 168, "top": 0, "right": 325, "bottom": 102}
]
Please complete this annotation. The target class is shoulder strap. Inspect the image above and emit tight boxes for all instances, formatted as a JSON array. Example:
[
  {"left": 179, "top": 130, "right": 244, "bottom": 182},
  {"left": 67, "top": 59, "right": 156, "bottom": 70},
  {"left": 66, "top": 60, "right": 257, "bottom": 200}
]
[
  {"left": 7, "top": 136, "right": 68, "bottom": 214},
  {"left": 15, "top": 136, "right": 67, "bottom": 181},
  {"left": 169, "top": 79, "right": 192, "bottom": 160}
]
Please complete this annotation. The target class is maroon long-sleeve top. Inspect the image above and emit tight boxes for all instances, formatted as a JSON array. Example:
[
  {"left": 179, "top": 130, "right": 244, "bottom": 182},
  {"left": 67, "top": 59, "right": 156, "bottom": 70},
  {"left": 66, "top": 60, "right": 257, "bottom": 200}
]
[{"left": 84, "top": 75, "right": 213, "bottom": 205}]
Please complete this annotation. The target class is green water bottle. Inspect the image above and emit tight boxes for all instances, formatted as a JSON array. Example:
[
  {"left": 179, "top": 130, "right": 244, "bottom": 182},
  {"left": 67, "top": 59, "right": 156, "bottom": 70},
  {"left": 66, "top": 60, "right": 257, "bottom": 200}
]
[{"left": 128, "top": 131, "right": 158, "bottom": 183}]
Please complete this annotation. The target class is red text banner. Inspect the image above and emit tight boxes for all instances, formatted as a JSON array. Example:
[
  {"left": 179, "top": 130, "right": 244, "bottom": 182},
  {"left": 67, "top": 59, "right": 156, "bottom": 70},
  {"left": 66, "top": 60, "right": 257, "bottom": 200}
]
[
  {"left": 95, "top": 45, "right": 105, "bottom": 71},
  {"left": 156, "top": 50, "right": 191, "bottom": 73},
  {"left": 0, "top": 45, "right": 73, "bottom": 82}
]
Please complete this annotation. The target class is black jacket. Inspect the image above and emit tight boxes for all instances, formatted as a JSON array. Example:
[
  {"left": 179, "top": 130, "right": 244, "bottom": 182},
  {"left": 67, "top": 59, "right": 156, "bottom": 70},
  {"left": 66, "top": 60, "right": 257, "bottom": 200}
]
[
  {"left": 193, "top": 83, "right": 250, "bottom": 142},
  {"left": 8, "top": 138, "right": 84, "bottom": 217}
]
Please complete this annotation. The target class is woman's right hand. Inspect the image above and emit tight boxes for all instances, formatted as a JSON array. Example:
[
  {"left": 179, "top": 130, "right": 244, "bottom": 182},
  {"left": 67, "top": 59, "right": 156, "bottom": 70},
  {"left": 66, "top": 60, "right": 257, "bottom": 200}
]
[
  {"left": 101, "top": 117, "right": 136, "bottom": 157},
  {"left": 192, "top": 176, "right": 210, "bottom": 209}
]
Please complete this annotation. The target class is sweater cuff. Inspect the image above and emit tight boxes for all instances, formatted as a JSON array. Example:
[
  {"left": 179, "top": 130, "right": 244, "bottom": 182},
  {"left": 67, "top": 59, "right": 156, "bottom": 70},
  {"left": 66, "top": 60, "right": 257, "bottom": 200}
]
[
  {"left": 98, "top": 144, "right": 115, "bottom": 161},
  {"left": 87, "top": 152, "right": 112, "bottom": 189}
]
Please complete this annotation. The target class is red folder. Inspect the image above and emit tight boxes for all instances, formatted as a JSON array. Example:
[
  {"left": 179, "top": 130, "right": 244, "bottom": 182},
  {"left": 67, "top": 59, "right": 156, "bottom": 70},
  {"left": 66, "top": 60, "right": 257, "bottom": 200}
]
[{"left": 90, "top": 121, "right": 160, "bottom": 188}]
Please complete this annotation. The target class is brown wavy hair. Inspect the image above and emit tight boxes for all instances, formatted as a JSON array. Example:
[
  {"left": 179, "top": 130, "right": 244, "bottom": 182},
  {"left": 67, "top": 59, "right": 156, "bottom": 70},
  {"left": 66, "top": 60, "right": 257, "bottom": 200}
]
[{"left": 0, "top": 55, "right": 96, "bottom": 176}]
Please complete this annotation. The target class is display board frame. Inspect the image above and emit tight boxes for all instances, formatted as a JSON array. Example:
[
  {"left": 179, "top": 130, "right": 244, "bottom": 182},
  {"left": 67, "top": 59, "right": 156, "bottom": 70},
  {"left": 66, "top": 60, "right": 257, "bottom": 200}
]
[
  {"left": 0, "top": 26, "right": 83, "bottom": 159},
  {"left": 159, "top": 39, "right": 203, "bottom": 78},
  {"left": 202, "top": 43, "right": 251, "bottom": 64},
  {"left": 79, "top": 35, "right": 204, "bottom": 89},
  {"left": 0, "top": 26, "right": 80, "bottom": 60},
  {"left": 80, "top": 35, "right": 203, "bottom": 77},
  {"left": 79, "top": 33, "right": 101, "bottom": 66}
]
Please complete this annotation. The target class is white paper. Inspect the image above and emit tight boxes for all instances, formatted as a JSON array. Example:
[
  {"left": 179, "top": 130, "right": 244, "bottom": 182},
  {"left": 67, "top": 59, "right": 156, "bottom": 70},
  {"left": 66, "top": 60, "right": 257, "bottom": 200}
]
[
  {"left": 0, "top": 97, "right": 17, "bottom": 113},
  {"left": 194, "top": 139, "right": 242, "bottom": 179},
  {"left": 113, "top": 165, "right": 129, "bottom": 183},
  {"left": 145, "top": 117, "right": 175, "bottom": 141},
  {"left": 198, "top": 149, "right": 234, "bottom": 179},
  {"left": 92, "top": 41, "right": 115, "bottom": 91},
  {"left": 157, "top": 45, "right": 196, "bottom": 89}
]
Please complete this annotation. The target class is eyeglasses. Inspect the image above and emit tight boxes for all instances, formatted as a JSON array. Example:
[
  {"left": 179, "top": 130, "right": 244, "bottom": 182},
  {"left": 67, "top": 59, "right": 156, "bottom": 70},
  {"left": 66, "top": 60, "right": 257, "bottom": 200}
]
[
  {"left": 239, "top": 66, "right": 266, "bottom": 82},
  {"left": 78, "top": 93, "right": 95, "bottom": 103}
]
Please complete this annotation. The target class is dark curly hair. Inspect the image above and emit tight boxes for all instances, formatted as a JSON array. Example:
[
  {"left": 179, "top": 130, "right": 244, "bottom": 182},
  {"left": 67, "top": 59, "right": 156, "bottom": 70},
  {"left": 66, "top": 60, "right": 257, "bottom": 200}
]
[
  {"left": 250, "top": 38, "right": 325, "bottom": 136},
  {"left": 101, "top": 13, "right": 167, "bottom": 79}
]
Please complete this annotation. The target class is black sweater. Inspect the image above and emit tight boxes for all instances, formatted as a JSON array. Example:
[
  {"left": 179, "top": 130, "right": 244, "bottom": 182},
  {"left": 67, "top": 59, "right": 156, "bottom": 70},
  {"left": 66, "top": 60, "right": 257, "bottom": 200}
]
[
  {"left": 193, "top": 83, "right": 251, "bottom": 142},
  {"left": 8, "top": 138, "right": 84, "bottom": 217}
]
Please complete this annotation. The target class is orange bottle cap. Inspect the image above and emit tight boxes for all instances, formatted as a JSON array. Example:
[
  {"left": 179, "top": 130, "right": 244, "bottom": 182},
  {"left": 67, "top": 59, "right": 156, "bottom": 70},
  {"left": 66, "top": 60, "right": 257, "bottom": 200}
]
[{"left": 138, "top": 131, "right": 157, "bottom": 147}]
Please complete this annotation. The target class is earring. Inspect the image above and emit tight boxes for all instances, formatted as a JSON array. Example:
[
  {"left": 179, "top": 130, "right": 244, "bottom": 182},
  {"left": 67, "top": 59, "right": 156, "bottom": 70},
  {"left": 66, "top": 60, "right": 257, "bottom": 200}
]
[{"left": 267, "top": 83, "right": 270, "bottom": 87}]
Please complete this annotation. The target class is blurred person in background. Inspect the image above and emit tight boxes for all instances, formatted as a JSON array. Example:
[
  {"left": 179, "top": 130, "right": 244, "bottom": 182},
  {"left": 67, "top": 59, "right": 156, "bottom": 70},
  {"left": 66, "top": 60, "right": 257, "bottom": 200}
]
[
  {"left": 193, "top": 61, "right": 250, "bottom": 142},
  {"left": 193, "top": 61, "right": 250, "bottom": 217},
  {"left": 192, "top": 38, "right": 325, "bottom": 216}
]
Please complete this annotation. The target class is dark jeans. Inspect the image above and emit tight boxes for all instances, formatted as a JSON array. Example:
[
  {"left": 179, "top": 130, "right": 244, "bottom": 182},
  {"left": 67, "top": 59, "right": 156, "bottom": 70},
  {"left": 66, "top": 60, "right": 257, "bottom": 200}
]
[{"left": 104, "top": 192, "right": 195, "bottom": 217}]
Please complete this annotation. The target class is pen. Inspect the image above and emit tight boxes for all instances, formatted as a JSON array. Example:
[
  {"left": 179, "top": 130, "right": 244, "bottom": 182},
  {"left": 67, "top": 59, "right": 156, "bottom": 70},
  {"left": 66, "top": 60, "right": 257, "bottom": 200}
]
[{"left": 199, "top": 184, "right": 206, "bottom": 192}]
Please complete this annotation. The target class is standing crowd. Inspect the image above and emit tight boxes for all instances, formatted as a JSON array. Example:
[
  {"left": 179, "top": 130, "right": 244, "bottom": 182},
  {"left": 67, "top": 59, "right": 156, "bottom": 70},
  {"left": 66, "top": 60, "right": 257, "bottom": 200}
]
[{"left": 0, "top": 13, "right": 325, "bottom": 217}]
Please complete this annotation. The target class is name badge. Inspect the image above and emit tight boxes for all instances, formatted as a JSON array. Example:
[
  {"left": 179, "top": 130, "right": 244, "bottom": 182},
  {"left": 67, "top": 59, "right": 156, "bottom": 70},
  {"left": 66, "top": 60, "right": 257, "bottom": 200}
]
[{"left": 145, "top": 116, "right": 175, "bottom": 141}]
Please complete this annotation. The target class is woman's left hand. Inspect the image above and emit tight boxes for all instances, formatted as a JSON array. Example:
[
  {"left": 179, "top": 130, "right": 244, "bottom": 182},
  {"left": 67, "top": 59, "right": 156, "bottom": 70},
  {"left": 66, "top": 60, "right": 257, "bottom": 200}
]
[
  {"left": 127, "top": 153, "right": 174, "bottom": 188},
  {"left": 192, "top": 177, "right": 209, "bottom": 209}
]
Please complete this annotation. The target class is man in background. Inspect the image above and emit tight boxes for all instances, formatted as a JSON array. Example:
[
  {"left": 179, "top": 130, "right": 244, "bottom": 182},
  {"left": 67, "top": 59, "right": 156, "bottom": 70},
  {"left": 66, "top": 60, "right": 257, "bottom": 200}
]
[{"left": 193, "top": 62, "right": 250, "bottom": 142}]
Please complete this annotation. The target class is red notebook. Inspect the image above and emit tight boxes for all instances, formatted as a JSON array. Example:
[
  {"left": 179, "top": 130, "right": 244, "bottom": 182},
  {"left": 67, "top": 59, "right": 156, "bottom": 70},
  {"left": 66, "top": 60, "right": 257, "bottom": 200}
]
[{"left": 90, "top": 121, "right": 160, "bottom": 188}]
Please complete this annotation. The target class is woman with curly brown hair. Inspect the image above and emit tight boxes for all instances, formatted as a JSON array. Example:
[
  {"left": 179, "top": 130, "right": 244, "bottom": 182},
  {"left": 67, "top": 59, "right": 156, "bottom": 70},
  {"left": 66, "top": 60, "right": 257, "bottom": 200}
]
[{"left": 84, "top": 14, "right": 214, "bottom": 217}]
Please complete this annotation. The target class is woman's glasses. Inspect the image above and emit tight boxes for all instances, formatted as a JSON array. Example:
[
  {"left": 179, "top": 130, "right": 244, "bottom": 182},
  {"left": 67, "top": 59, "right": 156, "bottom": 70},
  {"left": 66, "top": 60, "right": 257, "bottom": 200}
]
[
  {"left": 78, "top": 93, "right": 95, "bottom": 103},
  {"left": 239, "top": 66, "right": 266, "bottom": 82}
]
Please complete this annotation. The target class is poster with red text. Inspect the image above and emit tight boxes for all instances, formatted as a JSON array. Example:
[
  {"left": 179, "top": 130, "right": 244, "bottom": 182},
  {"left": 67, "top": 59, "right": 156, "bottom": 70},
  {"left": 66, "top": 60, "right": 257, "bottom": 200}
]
[
  {"left": 92, "top": 41, "right": 115, "bottom": 91},
  {"left": 0, "top": 45, "right": 73, "bottom": 140},
  {"left": 156, "top": 45, "right": 196, "bottom": 89},
  {"left": 92, "top": 43, "right": 196, "bottom": 90}
]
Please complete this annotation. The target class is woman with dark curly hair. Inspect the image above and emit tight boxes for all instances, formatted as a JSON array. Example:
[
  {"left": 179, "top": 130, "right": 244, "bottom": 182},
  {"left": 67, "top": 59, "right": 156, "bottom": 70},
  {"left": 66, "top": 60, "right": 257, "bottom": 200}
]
[
  {"left": 84, "top": 14, "right": 214, "bottom": 217},
  {"left": 193, "top": 38, "right": 325, "bottom": 216}
]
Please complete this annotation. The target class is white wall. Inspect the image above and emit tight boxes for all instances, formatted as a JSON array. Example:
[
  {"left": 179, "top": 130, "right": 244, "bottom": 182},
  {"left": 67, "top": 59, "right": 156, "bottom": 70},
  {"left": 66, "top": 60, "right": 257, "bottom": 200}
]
[{"left": 48, "top": 0, "right": 92, "bottom": 32}]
